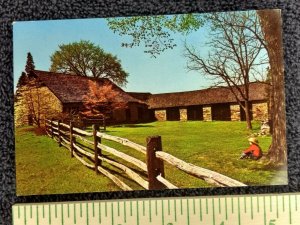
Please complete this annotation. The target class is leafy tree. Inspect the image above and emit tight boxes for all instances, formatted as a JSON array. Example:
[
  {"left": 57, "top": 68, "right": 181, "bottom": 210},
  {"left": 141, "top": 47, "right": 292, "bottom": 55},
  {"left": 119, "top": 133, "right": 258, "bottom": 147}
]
[
  {"left": 107, "top": 14, "right": 203, "bottom": 57},
  {"left": 81, "top": 80, "right": 127, "bottom": 119},
  {"left": 25, "top": 52, "right": 35, "bottom": 74},
  {"left": 50, "top": 40, "right": 128, "bottom": 86}
]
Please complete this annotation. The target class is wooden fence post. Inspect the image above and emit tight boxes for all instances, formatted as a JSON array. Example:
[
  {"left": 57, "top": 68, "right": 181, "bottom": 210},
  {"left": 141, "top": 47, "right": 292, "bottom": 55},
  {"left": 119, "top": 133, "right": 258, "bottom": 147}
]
[
  {"left": 103, "top": 118, "right": 106, "bottom": 131},
  {"left": 51, "top": 118, "right": 54, "bottom": 139},
  {"left": 70, "top": 121, "right": 74, "bottom": 158},
  {"left": 146, "top": 136, "right": 165, "bottom": 190},
  {"left": 93, "top": 124, "right": 101, "bottom": 174},
  {"left": 58, "top": 120, "right": 62, "bottom": 147}
]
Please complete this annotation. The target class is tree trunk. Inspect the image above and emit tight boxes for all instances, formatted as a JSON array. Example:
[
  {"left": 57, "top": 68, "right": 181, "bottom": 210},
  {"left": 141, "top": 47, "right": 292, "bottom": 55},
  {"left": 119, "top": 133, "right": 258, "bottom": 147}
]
[
  {"left": 244, "top": 100, "right": 252, "bottom": 130},
  {"left": 257, "top": 10, "right": 287, "bottom": 164}
]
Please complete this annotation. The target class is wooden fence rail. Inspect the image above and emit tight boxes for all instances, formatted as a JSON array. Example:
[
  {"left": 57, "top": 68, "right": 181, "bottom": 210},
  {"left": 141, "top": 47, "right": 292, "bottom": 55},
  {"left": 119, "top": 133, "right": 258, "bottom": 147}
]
[{"left": 45, "top": 119, "right": 246, "bottom": 191}]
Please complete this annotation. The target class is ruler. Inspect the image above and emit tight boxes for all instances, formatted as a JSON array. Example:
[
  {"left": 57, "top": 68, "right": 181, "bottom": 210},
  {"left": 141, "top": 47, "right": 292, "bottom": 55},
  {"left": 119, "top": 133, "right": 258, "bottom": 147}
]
[{"left": 12, "top": 193, "right": 300, "bottom": 225}]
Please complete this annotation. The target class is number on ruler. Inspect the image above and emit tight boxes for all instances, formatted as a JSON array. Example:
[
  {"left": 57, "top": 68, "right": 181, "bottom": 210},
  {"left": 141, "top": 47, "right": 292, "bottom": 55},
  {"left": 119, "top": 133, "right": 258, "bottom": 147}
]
[{"left": 269, "top": 219, "right": 276, "bottom": 225}]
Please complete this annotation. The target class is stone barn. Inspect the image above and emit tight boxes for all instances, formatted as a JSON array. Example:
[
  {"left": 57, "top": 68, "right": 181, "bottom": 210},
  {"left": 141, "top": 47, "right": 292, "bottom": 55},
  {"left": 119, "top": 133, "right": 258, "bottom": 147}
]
[
  {"left": 135, "top": 82, "right": 268, "bottom": 122},
  {"left": 14, "top": 70, "right": 152, "bottom": 127}
]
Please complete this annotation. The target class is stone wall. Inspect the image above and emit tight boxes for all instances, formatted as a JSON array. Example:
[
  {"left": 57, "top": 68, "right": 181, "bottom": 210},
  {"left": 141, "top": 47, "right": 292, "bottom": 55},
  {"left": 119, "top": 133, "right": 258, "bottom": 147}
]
[
  {"left": 252, "top": 102, "right": 268, "bottom": 121},
  {"left": 14, "top": 84, "right": 63, "bottom": 127},
  {"left": 203, "top": 106, "right": 212, "bottom": 121},
  {"left": 179, "top": 108, "right": 187, "bottom": 121},
  {"left": 154, "top": 110, "right": 166, "bottom": 121},
  {"left": 230, "top": 104, "right": 241, "bottom": 121}
]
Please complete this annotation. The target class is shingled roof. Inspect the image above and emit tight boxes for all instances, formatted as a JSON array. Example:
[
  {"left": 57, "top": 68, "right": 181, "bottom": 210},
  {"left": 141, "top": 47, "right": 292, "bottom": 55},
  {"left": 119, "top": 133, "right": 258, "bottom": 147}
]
[
  {"left": 32, "top": 70, "right": 143, "bottom": 104},
  {"left": 146, "top": 82, "right": 268, "bottom": 109}
]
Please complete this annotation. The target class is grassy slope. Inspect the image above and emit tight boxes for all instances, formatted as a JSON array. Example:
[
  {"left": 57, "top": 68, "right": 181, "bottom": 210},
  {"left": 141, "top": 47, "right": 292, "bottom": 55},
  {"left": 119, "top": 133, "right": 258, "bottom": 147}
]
[
  {"left": 15, "top": 127, "right": 120, "bottom": 195},
  {"left": 15, "top": 121, "right": 287, "bottom": 195}
]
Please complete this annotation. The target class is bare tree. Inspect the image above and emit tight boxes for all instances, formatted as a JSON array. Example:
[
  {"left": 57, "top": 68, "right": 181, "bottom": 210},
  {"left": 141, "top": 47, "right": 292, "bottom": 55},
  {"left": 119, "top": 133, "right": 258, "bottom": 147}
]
[{"left": 184, "top": 11, "right": 268, "bottom": 129}]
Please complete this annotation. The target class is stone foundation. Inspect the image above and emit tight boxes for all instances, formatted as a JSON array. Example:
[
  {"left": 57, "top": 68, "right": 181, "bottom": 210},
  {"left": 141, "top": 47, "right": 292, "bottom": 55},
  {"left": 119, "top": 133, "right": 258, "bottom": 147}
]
[
  {"left": 179, "top": 108, "right": 187, "bottom": 121},
  {"left": 154, "top": 110, "right": 166, "bottom": 121},
  {"left": 203, "top": 106, "right": 212, "bottom": 121},
  {"left": 230, "top": 104, "right": 240, "bottom": 121},
  {"left": 252, "top": 102, "right": 268, "bottom": 121}
]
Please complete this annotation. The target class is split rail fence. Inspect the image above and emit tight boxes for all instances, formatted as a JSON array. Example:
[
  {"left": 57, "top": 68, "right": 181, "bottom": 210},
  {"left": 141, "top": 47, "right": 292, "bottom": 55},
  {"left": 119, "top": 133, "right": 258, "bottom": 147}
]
[{"left": 45, "top": 119, "right": 246, "bottom": 190}]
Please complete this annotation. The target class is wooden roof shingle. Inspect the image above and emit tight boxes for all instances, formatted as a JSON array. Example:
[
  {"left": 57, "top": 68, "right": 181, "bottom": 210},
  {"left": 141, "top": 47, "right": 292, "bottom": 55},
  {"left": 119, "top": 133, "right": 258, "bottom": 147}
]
[
  {"left": 32, "top": 70, "right": 143, "bottom": 104},
  {"left": 146, "top": 82, "right": 268, "bottom": 109}
]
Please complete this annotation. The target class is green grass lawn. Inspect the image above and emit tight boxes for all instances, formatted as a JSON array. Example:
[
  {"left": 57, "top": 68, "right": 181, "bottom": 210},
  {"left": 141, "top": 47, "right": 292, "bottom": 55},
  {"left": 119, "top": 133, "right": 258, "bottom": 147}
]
[{"left": 15, "top": 121, "right": 288, "bottom": 195}]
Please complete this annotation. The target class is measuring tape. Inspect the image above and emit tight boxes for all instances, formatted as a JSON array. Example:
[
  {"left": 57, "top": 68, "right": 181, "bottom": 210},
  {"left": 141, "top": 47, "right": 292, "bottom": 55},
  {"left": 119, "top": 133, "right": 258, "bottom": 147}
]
[{"left": 12, "top": 193, "right": 300, "bottom": 225}]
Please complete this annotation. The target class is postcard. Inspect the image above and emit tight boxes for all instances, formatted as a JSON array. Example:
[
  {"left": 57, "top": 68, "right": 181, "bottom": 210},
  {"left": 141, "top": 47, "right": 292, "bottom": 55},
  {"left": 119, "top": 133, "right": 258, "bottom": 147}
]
[{"left": 13, "top": 9, "right": 288, "bottom": 196}]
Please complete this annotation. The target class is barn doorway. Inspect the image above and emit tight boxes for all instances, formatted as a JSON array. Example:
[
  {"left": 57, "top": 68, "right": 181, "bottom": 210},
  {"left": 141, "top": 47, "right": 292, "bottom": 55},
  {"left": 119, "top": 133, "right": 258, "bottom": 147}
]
[
  {"left": 211, "top": 103, "right": 231, "bottom": 121},
  {"left": 166, "top": 107, "right": 180, "bottom": 121},
  {"left": 187, "top": 106, "right": 203, "bottom": 120}
]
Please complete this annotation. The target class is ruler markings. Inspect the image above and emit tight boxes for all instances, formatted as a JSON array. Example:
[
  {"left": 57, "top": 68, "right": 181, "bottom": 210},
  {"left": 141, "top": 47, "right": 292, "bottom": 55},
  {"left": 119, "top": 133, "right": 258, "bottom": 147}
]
[
  {"left": 137, "top": 201, "right": 140, "bottom": 225},
  {"left": 225, "top": 197, "right": 228, "bottom": 220},
  {"left": 212, "top": 198, "right": 215, "bottom": 225},
  {"left": 105, "top": 202, "right": 108, "bottom": 217},
  {"left": 93, "top": 202, "right": 95, "bottom": 217},
  {"left": 99, "top": 202, "right": 101, "bottom": 224},
  {"left": 174, "top": 199, "right": 177, "bottom": 222},
  {"left": 244, "top": 196, "right": 246, "bottom": 213},
  {"left": 199, "top": 198, "right": 202, "bottom": 221},
  {"left": 270, "top": 196, "right": 272, "bottom": 212},
  {"left": 73, "top": 204, "right": 76, "bottom": 224},
  {"left": 155, "top": 200, "right": 158, "bottom": 216},
  {"left": 263, "top": 196, "right": 266, "bottom": 225},
  {"left": 180, "top": 199, "right": 183, "bottom": 215},
  {"left": 283, "top": 195, "right": 285, "bottom": 212},
  {"left": 86, "top": 203, "right": 89, "bottom": 225},
  {"left": 238, "top": 198, "right": 241, "bottom": 225},
  {"left": 162, "top": 200, "right": 164, "bottom": 225},
  {"left": 206, "top": 198, "right": 209, "bottom": 214},
  {"left": 250, "top": 197, "right": 253, "bottom": 220},
  {"left": 61, "top": 204, "right": 64, "bottom": 225},
  {"left": 149, "top": 200, "right": 152, "bottom": 222},
  {"left": 13, "top": 193, "right": 300, "bottom": 225},
  {"left": 49, "top": 205, "right": 51, "bottom": 225},
  {"left": 55, "top": 204, "right": 58, "bottom": 218},
  {"left": 36, "top": 205, "right": 39, "bottom": 225},
  {"left": 187, "top": 199, "right": 190, "bottom": 225},
  {"left": 24, "top": 206, "right": 27, "bottom": 225},
  {"left": 111, "top": 202, "right": 114, "bottom": 225},
  {"left": 276, "top": 195, "right": 279, "bottom": 218},
  {"left": 123, "top": 201, "right": 126, "bottom": 223}
]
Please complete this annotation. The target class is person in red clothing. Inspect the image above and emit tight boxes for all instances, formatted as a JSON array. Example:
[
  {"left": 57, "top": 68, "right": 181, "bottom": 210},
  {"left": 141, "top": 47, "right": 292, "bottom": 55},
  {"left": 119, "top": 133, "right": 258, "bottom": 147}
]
[{"left": 240, "top": 137, "right": 263, "bottom": 160}]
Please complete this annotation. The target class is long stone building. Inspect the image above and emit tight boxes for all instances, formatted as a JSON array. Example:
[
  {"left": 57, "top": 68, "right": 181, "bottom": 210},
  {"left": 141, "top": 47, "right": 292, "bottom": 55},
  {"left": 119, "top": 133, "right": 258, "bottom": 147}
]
[
  {"left": 130, "top": 82, "right": 268, "bottom": 122},
  {"left": 15, "top": 70, "right": 268, "bottom": 127}
]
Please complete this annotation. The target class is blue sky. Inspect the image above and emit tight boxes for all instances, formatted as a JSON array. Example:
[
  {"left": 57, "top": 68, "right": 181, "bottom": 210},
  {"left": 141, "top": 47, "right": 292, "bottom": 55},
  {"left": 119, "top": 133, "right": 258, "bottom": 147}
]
[
  {"left": 13, "top": 12, "right": 266, "bottom": 93},
  {"left": 13, "top": 16, "right": 212, "bottom": 94}
]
